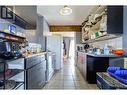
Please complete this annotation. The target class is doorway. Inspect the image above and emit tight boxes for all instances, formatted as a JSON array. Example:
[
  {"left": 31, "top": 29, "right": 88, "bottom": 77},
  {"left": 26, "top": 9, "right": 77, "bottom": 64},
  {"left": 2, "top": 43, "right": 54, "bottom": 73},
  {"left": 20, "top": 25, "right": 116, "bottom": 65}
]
[{"left": 63, "top": 37, "right": 75, "bottom": 66}]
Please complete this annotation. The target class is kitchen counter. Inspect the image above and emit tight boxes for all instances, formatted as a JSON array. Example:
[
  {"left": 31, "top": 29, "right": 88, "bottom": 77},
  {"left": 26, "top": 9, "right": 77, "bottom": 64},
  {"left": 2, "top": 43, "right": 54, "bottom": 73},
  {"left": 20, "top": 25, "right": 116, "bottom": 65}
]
[
  {"left": 77, "top": 50, "right": 127, "bottom": 58},
  {"left": 46, "top": 51, "right": 55, "bottom": 55},
  {"left": 23, "top": 52, "right": 47, "bottom": 58}
]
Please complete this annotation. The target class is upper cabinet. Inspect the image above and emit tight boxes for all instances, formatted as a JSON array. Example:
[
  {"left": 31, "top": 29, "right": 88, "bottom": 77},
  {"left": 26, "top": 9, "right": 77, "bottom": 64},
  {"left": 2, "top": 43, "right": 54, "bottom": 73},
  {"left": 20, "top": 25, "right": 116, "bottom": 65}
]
[
  {"left": 107, "top": 6, "right": 123, "bottom": 34},
  {"left": 82, "top": 6, "right": 123, "bottom": 43},
  {"left": 0, "top": 6, "right": 36, "bottom": 29}
]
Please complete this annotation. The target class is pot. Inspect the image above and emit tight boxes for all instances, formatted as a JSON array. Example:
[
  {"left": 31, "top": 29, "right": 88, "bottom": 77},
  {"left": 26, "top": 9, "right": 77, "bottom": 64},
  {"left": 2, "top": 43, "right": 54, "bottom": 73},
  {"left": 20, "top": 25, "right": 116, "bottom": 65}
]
[{"left": 84, "top": 43, "right": 90, "bottom": 50}]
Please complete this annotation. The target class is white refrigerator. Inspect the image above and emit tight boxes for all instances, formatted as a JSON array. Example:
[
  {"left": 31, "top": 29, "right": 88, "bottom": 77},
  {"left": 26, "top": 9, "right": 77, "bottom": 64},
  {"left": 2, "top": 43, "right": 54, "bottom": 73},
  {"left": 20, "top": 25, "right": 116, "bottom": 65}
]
[{"left": 47, "top": 35, "right": 63, "bottom": 70}]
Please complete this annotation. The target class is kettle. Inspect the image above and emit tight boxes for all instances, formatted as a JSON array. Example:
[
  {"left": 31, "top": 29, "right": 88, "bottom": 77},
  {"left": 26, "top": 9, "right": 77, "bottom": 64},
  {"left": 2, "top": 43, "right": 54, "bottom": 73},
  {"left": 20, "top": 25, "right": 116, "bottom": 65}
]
[{"left": 84, "top": 43, "right": 90, "bottom": 50}]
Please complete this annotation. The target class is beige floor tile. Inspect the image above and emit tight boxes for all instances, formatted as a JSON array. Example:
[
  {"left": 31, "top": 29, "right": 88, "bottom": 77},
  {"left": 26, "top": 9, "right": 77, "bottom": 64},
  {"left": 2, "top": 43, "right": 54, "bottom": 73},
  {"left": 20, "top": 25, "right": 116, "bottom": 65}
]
[
  {"left": 43, "top": 58, "right": 99, "bottom": 90},
  {"left": 64, "top": 86, "right": 76, "bottom": 89},
  {"left": 75, "top": 85, "right": 90, "bottom": 89},
  {"left": 46, "top": 86, "right": 64, "bottom": 89},
  {"left": 88, "top": 84, "right": 99, "bottom": 89},
  {"left": 63, "top": 76, "right": 74, "bottom": 81},
  {"left": 64, "top": 81, "right": 75, "bottom": 87},
  {"left": 73, "top": 76, "right": 85, "bottom": 81}
]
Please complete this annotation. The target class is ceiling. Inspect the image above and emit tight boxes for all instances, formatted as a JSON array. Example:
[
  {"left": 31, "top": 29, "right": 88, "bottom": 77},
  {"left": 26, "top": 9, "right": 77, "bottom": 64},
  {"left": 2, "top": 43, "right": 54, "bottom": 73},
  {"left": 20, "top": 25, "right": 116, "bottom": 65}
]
[
  {"left": 14, "top": 6, "right": 37, "bottom": 28},
  {"left": 37, "top": 6, "right": 94, "bottom": 25}
]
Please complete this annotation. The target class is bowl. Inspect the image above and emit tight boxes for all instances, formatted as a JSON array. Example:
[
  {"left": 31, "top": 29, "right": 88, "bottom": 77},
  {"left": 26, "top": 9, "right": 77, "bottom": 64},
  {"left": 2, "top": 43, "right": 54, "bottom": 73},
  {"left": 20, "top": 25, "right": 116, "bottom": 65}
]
[{"left": 112, "top": 49, "right": 125, "bottom": 55}]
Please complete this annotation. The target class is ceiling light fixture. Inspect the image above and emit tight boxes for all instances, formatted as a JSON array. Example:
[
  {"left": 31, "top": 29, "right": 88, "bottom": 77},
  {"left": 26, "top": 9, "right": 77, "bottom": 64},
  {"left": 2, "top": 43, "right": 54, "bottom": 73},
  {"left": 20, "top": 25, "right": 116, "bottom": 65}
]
[{"left": 60, "top": 6, "right": 72, "bottom": 16}]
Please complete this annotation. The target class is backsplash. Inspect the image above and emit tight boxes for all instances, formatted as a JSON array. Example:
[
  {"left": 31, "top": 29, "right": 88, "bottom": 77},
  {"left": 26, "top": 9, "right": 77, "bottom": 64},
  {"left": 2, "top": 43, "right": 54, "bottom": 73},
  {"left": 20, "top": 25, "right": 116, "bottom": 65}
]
[{"left": 90, "top": 36, "right": 123, "bottom": 49}]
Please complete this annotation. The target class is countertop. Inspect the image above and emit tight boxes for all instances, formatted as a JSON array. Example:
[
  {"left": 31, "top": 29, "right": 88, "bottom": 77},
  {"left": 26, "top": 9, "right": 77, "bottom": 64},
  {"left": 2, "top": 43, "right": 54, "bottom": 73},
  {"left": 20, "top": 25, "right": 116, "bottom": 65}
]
[
  {"left": 46, "top": 51, "right": 55, "bottom": 55},
  {"left": 77, "top": 50, "right": 127, "bottom": 58},
  {"left": 23, "top": 52, "right": 47, "bottom": 58}
]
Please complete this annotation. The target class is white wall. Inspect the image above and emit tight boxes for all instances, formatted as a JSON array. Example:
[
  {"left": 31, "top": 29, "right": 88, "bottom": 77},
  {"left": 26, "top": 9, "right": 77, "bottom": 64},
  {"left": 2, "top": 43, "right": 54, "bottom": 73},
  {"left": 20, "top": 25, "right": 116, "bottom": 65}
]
[
  {"left": 47, "top": 35, "right": 63, "bottom": 70},
  {"left": 24, "top": 30, "right": 37, "bottom": 43},
  {"left": 90, "top": 37, "right": 123, "bottom": 49}
]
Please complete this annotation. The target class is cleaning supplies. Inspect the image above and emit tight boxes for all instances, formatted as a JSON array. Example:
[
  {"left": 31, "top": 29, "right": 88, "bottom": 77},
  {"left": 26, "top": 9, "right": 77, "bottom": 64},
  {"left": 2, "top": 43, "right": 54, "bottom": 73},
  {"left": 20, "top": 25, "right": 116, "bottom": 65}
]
[{"left": 103, "top": 44, "right": 109, "bottom": 55}]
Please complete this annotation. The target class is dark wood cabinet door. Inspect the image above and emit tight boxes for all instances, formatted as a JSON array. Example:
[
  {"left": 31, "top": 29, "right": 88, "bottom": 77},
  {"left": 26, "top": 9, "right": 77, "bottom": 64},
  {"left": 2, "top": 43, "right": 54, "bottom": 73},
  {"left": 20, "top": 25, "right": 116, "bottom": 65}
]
[{"left": 107, "top": 6, "right": 123, "bottom": 34}]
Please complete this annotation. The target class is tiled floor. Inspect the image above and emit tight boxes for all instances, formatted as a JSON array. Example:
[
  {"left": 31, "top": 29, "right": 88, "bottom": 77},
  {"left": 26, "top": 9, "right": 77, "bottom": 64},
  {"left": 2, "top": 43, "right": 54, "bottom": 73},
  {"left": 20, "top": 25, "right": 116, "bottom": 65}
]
[{"left": 43, "top": 58, "right": 98, "bottom": 90}]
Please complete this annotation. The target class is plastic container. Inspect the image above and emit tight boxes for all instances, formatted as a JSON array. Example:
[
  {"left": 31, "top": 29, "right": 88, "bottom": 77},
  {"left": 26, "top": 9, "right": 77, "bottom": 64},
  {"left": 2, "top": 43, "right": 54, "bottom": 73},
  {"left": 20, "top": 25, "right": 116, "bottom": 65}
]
[
  {"left": 103, "top": 44, "right": 109, "bottom": 55},
  {"left": 107, "top": 67, "right": 127, "bottom": 85}
]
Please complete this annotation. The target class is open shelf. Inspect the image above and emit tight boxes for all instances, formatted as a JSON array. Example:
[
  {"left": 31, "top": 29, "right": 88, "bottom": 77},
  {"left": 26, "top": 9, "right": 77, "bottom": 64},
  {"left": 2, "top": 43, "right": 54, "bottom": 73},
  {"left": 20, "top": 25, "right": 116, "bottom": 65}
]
[
  {"left": 0, "top": 81, "right": 24, "bottom": 90},
  {"left": 0, "top": 31, "right": 26, "bottom": 43},
  {"left": 0, "top": 69, "right": 24, "bottom": 81},
  {"left": 13, "top": 82, "right": 24, "bottom": 90},
  {"left": 83, "top": 34, "right": 121, "bottom": 43}
]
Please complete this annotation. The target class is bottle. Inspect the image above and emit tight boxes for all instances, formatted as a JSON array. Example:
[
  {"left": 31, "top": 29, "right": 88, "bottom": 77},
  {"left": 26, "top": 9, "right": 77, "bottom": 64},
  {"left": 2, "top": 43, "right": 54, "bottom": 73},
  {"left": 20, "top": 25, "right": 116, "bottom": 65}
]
[{"left": 103, "top": 44, "right": 109, "bottom": 55}]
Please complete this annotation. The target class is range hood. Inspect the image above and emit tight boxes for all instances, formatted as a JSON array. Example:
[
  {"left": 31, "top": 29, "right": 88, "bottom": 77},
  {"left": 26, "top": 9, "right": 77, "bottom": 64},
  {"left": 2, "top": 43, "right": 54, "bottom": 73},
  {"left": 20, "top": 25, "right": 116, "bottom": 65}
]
[{"left": 14, "top": 6, "right": 37, "bottom": 29}]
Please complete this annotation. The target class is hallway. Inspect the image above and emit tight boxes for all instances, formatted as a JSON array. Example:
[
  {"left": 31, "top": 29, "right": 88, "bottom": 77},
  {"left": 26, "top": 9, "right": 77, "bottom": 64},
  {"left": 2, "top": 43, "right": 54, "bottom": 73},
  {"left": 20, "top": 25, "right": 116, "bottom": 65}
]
[{"left": 43, "top": 58, "right": 98, "bottom": 89}]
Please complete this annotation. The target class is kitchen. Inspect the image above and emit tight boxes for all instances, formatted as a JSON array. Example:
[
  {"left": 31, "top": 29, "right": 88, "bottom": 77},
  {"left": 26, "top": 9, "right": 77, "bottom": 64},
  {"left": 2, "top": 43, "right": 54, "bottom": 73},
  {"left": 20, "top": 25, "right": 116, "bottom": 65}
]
[{"left": 0, "top": 5, "right": 127, "bottom": 90}]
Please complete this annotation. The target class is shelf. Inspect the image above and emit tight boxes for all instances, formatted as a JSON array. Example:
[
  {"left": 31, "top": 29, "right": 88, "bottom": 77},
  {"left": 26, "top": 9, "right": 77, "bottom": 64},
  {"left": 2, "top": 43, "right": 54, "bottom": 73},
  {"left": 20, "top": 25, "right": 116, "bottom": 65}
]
[
  {"left": 83, "top": 34, "right": 121, "bottom": 43},
  {"left": 0, "top": 31, "right": 26, "bottom": 43},
  {"left": 13, "top": 82, "right": 24, "bottom": 90},
  {"left": 0, "top": 31, "right": 25, "bottom": 39},
  {"left": 0, "top": 69, "right": 24, "bottom": 81},
  {"left": 0, "top": 81, "right": 24, "bottom": 90}
]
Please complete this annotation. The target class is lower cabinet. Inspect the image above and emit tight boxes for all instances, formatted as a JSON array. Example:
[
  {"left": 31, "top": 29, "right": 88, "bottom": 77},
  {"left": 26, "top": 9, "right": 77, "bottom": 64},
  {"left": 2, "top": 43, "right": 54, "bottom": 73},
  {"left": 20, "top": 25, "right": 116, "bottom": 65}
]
[
  {"left": 26, "top": 61, "right": 46, "bottom": 89},
  {"left": 76, "top": 52, "right": 87, "bottom": 80},
  {"left": 76, "top": 51, "right": 109, "bottom": 84},
  {"left": 87, "top": 55, "right": 109, "bottom": 83}
]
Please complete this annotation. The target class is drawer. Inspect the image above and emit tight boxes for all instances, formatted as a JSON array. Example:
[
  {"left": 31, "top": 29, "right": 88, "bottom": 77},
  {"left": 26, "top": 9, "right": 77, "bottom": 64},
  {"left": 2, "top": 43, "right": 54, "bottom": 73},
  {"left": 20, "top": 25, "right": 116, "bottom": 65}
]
[{"left": 25, "top": 55, "right": 46, "bottom": 69}]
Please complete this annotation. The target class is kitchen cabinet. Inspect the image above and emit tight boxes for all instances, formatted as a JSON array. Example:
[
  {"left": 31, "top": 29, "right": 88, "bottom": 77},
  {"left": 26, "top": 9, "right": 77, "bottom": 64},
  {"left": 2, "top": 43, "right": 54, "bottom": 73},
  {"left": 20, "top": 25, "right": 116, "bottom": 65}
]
[
  {"left": 107, "top": 6, "right": 123, "bottom": 34},
  {"left": 87, "top": 55, "right": 109, "bottom": 83},
  {"left": 46, "top": 52, "right": 55, "bottom": 82},
  {"left": 77, "top": 52, "right": 83, "bottom": 74},
  {"left": 82, "top": 6, "right": 123, "bottom": 43},
  {"left": 0, "top": 6, "right": 33, "bottom": 29},
  {"left": 76, "top": 52, "right": 87, "bottom": 80},
  {"left": 76, "top": 51, "right": 109, "bottom": 83},
  {"left": 26, "top": 61, "right": 46, "bottom": 89},
  {"left": 25, "top": 53, "right": 46, "bottom": 89}
]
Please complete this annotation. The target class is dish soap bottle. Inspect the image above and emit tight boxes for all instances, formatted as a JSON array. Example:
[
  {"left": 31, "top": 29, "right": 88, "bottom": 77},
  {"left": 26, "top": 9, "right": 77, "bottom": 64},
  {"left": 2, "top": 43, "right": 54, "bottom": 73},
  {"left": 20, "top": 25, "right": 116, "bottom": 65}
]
[{"left": 103, "top": 44, "right": 109, "bottom": 55}]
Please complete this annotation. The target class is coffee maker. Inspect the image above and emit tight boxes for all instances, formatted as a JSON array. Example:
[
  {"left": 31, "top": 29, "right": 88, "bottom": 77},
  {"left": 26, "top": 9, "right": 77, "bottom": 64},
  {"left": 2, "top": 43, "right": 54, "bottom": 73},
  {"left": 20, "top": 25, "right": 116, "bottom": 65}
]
[{"left": 0, "top": 41, "right": 22, "bottom": 59}]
